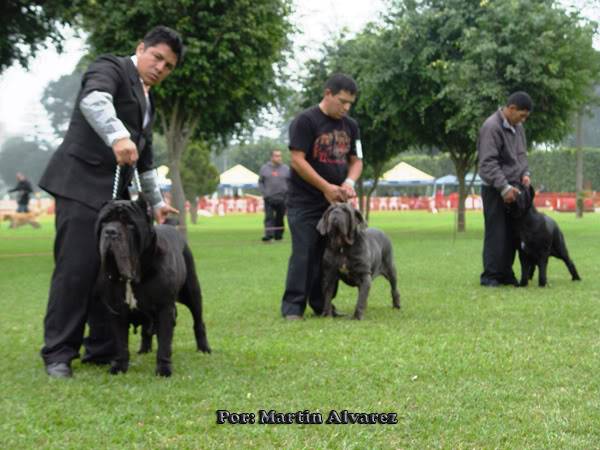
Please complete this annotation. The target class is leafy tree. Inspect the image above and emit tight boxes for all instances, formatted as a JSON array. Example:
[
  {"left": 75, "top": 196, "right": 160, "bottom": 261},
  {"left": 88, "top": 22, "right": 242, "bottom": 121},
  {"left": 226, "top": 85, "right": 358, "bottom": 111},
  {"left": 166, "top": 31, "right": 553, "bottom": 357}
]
[
  {"left": 0, "top": 1, "right": 76, "bottom": 72},
  {"left": 297, "top": 28, "right": 420, "bottom": 219},
  {"left": 41, "top": 63, "right": 84, "bottom": 140},
  {"left": 382, "top": 0, "right": 600, "bottom": 230},
  {"left": 77, "top": 0, "right": 293, "bottom": 235},
  {"left": 180, "top": 140, "right": 219, "bottom": 224},
  {"left": 216, "top": 137, "right": 289, "bottom": 174},
  {"left": 0, "top": 136, "right": 52, "bottom": 188}
]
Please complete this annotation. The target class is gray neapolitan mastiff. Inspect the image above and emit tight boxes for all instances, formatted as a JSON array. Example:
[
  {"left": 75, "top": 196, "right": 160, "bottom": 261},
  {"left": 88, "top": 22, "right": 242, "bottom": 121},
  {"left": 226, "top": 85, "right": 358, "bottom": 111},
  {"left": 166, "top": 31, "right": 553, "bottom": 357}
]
[
  {"left": 95, "top": 195, "right": 210, "bottom": 377},
  {"left": 509, "top": 183, "right": 581, "bottom": 287},
  {"left": 317, "top": 203, "right": 401, "bottom": 320}
]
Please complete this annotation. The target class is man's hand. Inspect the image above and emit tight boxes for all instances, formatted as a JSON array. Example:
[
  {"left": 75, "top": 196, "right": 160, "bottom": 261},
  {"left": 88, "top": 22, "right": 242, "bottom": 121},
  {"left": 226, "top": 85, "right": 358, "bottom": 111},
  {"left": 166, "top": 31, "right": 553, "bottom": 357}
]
[
  {"left": 522, "top": 175, "right": 531, "bottom": 187},
  {"left": 502, "top": 186, "right": 521, "bottom": 203},
  {"left": 113, "top": 138, "right": 139, "bottom": 166},
  {"left": 341, "top": 180, "right": 357, "bottom": 199},
  {"left": 323, "top": 183, "right": 347, "bottom": 204},
  {"left": 153, "top": 204, "right": 179, "bottom": 224}
]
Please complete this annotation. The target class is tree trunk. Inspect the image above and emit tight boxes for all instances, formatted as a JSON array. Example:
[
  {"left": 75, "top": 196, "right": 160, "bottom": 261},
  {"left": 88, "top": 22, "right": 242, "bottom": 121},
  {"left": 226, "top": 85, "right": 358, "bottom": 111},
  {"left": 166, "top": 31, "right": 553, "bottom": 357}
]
[
  {"left": 575, "top": 110, "right": 584, "bottom": 219},
  {"left": 455, "top": 163, "right": 467, "bottom": 232},
  {"left": 161, "top": 101, "right": 198, "bottom": 240},
  {"left": 189, "top": 196, "right": 198, "bottom": 224},
  {"left": 449, "top": 148, "right": 477, "bottom": 233}
]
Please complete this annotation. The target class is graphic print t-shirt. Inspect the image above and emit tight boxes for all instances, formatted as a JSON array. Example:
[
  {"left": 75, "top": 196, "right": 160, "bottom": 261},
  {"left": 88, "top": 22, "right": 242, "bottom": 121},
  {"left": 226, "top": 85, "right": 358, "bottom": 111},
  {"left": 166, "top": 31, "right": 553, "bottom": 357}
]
[{"left": 288, "top": 105, "right": 360, "bottom": 208}]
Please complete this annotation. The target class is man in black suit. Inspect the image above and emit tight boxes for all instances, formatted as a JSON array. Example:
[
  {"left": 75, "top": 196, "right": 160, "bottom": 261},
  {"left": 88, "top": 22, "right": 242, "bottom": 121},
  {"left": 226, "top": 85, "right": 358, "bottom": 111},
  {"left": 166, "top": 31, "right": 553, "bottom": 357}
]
[{"left": 39, "top": 26, "right": 182, "bottom": 378}]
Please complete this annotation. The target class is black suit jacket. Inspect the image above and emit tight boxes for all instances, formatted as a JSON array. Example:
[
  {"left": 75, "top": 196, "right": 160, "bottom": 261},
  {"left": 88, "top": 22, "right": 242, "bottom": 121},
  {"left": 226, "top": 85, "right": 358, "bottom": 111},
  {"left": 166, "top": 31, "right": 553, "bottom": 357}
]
[{"left": 39, "top": 55, "right": 155, "bottom": 210}]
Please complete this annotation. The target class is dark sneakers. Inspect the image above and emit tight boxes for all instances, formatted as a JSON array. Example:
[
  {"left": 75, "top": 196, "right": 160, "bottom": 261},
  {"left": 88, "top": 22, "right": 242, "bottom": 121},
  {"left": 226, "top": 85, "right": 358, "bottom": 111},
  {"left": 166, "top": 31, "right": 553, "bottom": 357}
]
[{"left": 45, "top": 362, "right": 73, "bottom": 378}]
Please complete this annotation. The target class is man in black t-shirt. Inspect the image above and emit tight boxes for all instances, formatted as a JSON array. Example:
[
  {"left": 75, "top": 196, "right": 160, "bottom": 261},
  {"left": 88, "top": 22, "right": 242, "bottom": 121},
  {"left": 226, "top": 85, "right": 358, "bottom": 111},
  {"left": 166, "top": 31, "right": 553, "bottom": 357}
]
[{"left": 281, "top": 73, "right": 363, "bottom": 320}]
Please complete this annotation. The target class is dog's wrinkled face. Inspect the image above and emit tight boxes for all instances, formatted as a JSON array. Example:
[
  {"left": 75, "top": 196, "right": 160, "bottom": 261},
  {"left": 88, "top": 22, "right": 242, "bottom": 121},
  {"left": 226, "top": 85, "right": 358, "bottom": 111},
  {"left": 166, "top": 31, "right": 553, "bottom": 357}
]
[
  {"left": 317, "top": 203, "right": 367, "bottom": 248},
  {"left": 96, "top": 196, "right": 154, "bottom": 283}
]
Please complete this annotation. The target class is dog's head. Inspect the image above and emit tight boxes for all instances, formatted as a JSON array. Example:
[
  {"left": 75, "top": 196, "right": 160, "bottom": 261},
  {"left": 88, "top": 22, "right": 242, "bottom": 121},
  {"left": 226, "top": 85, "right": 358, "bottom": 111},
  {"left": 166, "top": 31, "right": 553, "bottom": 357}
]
[
  {"left": 96, "top": 195, "right": 155, "bottom": 283},
  {"left": 508, "top": 183, "right": 535, "bottom": 219},
  {"left": 316, "top": 202, "right": 367, "bottom": 248}
]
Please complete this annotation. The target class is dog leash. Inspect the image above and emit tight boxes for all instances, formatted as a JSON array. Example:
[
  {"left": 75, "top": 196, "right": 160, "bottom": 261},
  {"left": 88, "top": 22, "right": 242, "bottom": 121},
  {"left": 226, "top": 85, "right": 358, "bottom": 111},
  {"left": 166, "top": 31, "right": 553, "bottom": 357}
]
[{"left": 112, "top": 165, "right": 142, "bottom": 200}]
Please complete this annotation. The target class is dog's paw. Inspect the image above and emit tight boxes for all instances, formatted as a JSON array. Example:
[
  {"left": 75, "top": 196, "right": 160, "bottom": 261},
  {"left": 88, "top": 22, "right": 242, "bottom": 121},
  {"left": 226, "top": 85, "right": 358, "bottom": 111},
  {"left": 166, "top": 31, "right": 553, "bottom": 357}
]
[
  {"left": 109, "top": 363, "right": 128, "bottom": 375},
  {"left": 352, "top": 312, "right": 364, "bottom": 320},
  {"left": 197, "top": 341, "right": 212, "bottom": 354},
  {"left": 156, "top": 364, "right": 172, "bottom": 377}
]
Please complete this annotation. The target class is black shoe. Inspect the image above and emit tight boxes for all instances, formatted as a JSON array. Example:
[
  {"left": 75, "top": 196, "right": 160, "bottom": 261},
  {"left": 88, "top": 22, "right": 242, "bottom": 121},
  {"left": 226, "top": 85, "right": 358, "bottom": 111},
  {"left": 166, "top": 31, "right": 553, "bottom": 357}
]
[
  {"left": 501, "top": 278, "right": 519, "bottom": 286},
  {"left": 45, "top": 362, "right": 73, "bottom": 378},
  {"left": 284, "top": 314, "right": 303, "bottom": 321},
  {"left": 274, "top": 236, "right": 283, "bottom": 241},
  {"left": 81, "top": 353, "right": 112, "bottom": 365},
  {"left": 261, "top": 236, "right": 273, "bottom": 242},
  {"left": 480, "top": 279, "right": 500, "bottom": 287}
]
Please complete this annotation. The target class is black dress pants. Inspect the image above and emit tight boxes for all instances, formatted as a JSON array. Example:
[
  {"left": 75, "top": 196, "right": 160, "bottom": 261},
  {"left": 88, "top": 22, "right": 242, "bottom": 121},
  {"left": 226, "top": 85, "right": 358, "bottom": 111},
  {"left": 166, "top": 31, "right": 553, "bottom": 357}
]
[
  {"left": 480, "top": 186, "right": 518, "bottom": 284},
  {"left": 263, "top": 199, "right": 286, "bottom": 240},
  {"left": 41, "top": 197, "right": 115, "bottom": 365},
  {"left": 280, "top": 205, "right": 328, "bottom": 316}
]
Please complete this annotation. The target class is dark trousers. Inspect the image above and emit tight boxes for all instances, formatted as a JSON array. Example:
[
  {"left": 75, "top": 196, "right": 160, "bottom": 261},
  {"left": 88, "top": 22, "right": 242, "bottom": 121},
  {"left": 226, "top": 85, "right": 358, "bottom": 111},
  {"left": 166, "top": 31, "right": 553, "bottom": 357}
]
[
  {"left": 480, "top": 186, "right": 518, "bottom": 284},
  {"left": 17, "top": 202, "right": 29, "bottom": 213},
  {"left": 40, "top": 197, "right": 115, "bottom": 365},
  {"left": 263, "top": 199, "right": 286, "bottom": 239},
  {"left": 281, "top": 205, "right": 327, "bottom": 316}
]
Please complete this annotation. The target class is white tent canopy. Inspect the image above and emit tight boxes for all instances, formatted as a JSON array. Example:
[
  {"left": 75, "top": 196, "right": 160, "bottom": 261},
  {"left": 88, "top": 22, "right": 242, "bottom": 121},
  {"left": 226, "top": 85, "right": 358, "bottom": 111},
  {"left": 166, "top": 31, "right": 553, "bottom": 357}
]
[
  {"left": 380, "top": 162, "right": 435, "bottom": 186},
  {"left": 219, "top": 164, "right": 259, "bottom": 188}
]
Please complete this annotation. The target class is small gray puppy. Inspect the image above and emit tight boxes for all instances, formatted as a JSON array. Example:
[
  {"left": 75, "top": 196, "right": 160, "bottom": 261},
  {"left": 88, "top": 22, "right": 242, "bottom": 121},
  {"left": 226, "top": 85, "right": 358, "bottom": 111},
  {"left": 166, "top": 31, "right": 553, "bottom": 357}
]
[{"left": 317, "top": 203, "right": 401, "bottom": 320}]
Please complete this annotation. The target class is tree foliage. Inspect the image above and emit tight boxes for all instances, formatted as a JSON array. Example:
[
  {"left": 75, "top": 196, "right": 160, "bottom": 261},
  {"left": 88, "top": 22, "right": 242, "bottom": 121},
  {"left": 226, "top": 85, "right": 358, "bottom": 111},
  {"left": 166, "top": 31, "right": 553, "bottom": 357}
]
[
  {"left": 76, "top": 0, "right": 293, "bottom": 235},
  {"left": 0, "top": 1, "right": 76, "bottom": 72},
  {"left": 180, "top": 141, "right": 219, "bottom": 200},
  {"left": 41, "top": 63, "right": 84, "bottom": 140},
  {"left": 215, "top": 137, "right": 289, "bottom": 174},
  {"left": 297, "top": 28, "right": 421, "bottom": 218},
  {"left": 384, "top": 0, "right": 600, "bottom": 229}
]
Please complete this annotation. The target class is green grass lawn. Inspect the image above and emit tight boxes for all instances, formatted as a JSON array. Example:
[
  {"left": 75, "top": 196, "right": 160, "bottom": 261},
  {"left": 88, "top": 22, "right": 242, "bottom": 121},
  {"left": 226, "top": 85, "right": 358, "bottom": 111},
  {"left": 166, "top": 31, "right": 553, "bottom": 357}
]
[{"left": 1, "top": 210, "right": 599, "bottom": 449}]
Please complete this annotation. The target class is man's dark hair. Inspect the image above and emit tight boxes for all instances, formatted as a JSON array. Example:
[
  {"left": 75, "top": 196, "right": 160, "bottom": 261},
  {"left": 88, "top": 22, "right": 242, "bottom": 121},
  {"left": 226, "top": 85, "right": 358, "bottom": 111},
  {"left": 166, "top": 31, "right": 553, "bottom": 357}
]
[
  {"left": 507, "top": 91, "right": 533, "bottom": 112},
  {"left": 324, "top": 73, "right": 358, "bottom": 96},
  {"left": 143, "top": 25, "right": 184, "bottom": 65}
]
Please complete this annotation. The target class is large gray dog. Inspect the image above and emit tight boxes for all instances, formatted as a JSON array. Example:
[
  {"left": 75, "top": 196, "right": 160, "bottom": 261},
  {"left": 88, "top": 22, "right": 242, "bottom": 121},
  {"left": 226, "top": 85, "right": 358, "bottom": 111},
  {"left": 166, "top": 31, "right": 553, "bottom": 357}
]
[
  {"left": 95, "top": 195, "right": 210, "bottom": 377},
  {"left": 317, "top": 203, "right": 401, "bottom": 320}
]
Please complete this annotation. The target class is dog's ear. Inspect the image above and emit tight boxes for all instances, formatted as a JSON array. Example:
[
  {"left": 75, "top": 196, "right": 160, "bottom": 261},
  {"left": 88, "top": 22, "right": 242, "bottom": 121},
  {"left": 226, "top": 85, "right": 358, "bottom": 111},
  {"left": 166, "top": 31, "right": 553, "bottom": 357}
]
[
  {"left": 135, "top": 194, "right": 153, "bottom": 223},
  {"left": 353, "top": 207, "right": 367, "bottom": 231},
  {"left": 529, "top": 184, "right": 535, "bottom": 201},
  {"left": 316, "top": 205, "right": 333, "bottom": 235}
]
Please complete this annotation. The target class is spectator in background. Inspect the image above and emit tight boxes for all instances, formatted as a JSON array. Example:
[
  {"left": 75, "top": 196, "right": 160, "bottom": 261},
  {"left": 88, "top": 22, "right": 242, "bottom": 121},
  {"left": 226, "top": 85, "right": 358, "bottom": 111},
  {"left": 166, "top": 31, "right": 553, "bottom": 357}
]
[
  {"left": 259, "top": 150, "right": 289, "bottom": 242},
  {"left": 8, "top": 172, "right": 33, "bottom": 212}
]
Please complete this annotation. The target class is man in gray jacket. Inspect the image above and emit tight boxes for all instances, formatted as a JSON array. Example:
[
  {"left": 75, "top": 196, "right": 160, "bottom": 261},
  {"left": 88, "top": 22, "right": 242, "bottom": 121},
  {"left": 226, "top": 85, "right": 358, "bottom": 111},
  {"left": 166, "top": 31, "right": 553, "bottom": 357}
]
[
  {"left": 259, "top": 150, "right": 290, "bottom": 241},
  {"left": 477, "top": 91, "right": 533, "bottom": 287}
]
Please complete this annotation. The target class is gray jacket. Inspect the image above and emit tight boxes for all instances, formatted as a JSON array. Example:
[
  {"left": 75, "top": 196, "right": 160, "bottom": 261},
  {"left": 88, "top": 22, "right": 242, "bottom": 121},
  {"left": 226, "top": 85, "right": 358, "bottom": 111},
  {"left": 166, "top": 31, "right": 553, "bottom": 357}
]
[
  {"left": 477, "top": 109, "right": 529, "bottom": 193},
  {"left": 259, "top": 162, "right": 289, "bottom": 202}
]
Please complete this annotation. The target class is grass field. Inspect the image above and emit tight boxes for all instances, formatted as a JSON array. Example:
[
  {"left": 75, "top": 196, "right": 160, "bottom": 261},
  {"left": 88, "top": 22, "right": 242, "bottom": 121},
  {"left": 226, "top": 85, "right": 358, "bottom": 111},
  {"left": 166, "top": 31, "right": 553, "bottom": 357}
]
[{"left": 0, "top": 210, "right": 599, "bottom": 449}]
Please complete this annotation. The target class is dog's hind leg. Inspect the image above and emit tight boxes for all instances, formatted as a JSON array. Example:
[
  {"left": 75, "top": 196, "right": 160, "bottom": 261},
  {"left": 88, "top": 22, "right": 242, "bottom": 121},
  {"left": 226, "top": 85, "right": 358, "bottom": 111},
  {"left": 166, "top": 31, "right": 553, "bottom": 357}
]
[
  {"left": 383, "top": 258, "right": 401, "bottom": 309},
  {"left": 353, "top": 275, "right": 372, "bottom": 320},
  {"left": 179, "top": 246, "right": 211, "bottom": 353},
  {"left": 551, "top": 230, "right": 581, "bottom": 281}
]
